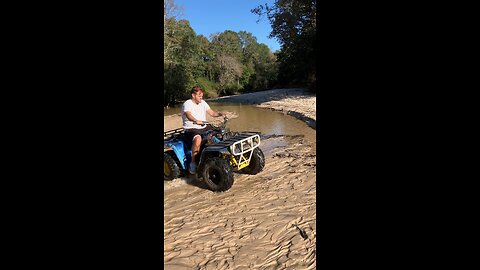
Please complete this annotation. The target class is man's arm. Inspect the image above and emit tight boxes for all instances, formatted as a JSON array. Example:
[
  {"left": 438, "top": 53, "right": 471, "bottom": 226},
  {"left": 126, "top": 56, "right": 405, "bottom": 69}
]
[
  {"left": 207, "top": 108, "right": 223, "bottom": 117},
  {"left": 185, "top": 111, "right": 204, "bottom": 125}
]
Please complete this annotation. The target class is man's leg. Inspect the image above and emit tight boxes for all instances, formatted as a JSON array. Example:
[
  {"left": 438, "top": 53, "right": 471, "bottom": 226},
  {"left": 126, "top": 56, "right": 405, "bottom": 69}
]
[{"left": 189, "top": 135, "right": 201, "bottom": 173}]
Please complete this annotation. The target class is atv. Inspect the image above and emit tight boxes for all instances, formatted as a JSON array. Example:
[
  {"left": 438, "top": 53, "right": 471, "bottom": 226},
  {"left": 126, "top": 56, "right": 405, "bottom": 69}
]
[{"left": 164, "top": 116, "right": 265, "bottom": 192}]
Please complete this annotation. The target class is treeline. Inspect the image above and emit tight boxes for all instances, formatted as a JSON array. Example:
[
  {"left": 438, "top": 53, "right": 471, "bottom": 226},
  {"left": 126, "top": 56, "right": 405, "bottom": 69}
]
[
  {"left": 163, "top": 20, "right": 278, "bottom": 106},
  {"left": 163, "top": 0, "right": 316, "bottom": 107},
  {"left": 252, "top": 0, "right": 316, "bottom": 93}
]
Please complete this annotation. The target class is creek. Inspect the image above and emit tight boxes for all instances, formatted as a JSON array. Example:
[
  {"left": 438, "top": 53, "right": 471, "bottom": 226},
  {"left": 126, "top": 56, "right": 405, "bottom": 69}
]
[{"left": 164, "top": 102, "right": 316, "bottom": 149}]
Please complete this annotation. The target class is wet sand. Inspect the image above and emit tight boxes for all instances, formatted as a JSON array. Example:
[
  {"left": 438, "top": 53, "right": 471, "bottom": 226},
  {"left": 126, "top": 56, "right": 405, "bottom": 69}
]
[{"left": 164, "top": 88, "right": 316, "bottom": 269}]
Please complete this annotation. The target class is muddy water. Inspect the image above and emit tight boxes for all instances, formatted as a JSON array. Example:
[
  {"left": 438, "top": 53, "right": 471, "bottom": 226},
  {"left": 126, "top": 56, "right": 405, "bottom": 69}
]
[{"left": 164, "top": 102, "right": 316, "bottom": 149}]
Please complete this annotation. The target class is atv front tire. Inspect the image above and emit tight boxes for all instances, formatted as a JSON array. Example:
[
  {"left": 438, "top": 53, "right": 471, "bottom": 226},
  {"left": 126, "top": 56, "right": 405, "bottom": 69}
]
[
  {"left": 201, "top": 157, "right": 234, "bottom": 192},
  {"left": 241, "top": 148, "right": 265, "bottom": 175},
  {"left": 164, "top": 153, "right": 180, "bottom": 180}
]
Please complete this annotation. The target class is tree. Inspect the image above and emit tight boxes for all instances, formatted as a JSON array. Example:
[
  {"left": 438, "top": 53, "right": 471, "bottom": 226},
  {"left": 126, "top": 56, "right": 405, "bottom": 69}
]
[
  {"left": 164, "top": 0, "right": 184, "bottom": 63},
  {"left": 162, "top": 3, "right": 281, "bottom": 106},
  {"left": 247, "top": 43, "right": 278, "bottom": 91},
  {"left": 252, "top": 0, "right": 316, "bottom": 91},
  {"left": 215, "top": 54, "right": 243, "bottom": 95},
  {"left": 164, "top": 19, "right": 198, "bottom": 106},
  {"left": 209, "top": 31, "right": 244, "bottom": 94},
  {"left": 210, "top": 31, "right": 243, "bottom": 60}
]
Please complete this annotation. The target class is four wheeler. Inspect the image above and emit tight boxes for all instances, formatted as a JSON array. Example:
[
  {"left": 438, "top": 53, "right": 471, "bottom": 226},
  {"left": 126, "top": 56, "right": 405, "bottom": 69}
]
[{"left": 164, "top": 116, "right": 265, "bottom": 192}]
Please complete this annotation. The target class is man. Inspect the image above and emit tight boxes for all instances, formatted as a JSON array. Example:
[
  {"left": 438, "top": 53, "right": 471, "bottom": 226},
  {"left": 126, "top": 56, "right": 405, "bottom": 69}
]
[{"left": 182, "top": 86, "right": 223, "bottom": 174}]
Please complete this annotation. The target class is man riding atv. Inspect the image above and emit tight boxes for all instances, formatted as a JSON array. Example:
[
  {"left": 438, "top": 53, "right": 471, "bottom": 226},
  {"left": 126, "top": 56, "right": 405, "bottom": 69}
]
[
  {"left": 182, "top": 86, "right": 224, "bottom": 174},
  {"left": 164, "top": 86, "right": 265, "bottom": 192}
]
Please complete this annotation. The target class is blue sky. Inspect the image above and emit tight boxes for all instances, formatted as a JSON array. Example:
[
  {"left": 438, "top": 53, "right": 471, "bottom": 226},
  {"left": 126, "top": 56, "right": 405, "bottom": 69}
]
[{"left": 173, "top": 0, "right": 281, "bottom": 52}]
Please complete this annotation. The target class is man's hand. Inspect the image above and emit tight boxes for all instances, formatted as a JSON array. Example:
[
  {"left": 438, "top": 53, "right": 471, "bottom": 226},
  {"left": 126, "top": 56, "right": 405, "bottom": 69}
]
[{"left": 207, "top": 108, "right": 224, "bottom": 118}]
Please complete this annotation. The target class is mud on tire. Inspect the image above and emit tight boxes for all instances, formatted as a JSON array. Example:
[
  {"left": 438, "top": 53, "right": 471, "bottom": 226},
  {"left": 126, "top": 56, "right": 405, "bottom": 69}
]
[
  {"left": 201, "top": 157, "right": 234, "bottom": 192},
  {"left": 164, "top": 152, "right": 180, "bottom": 180},
  {"left": 241, "top": 148, "right": 265, "bottom": 175}
]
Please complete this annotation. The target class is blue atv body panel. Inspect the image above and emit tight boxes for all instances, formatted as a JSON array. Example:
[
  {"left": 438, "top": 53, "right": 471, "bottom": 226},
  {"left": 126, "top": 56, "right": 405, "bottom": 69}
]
[
  {"left": 164, "top": 126, "right": 228, "bottom": 174},
  {"left": 165, "top": 140, "right": 189, "bottom": 170}
]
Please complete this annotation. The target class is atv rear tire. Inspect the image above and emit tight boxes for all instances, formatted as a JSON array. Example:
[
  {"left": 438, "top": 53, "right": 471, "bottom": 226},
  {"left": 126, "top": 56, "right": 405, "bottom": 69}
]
[
  {"left": 201, "top": 157, "right": 234, "bottom": 192},
  {"left": 164, "top": 153, "right": 180, "bottom": 180},
  {"left": 241, "top": 148, "right": 265, "bottom": 175}
]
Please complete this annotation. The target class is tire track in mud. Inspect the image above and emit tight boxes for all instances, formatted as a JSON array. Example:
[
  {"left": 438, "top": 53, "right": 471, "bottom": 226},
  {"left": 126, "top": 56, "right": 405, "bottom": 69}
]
[{"left": 164, "top": 135, "right": 316, "bottom": 269}]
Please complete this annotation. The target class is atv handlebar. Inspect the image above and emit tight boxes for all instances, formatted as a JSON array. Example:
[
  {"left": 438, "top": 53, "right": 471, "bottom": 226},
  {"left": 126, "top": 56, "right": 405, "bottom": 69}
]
[{"left": 190, "top": 116, "right": 229, "bottom": 128}]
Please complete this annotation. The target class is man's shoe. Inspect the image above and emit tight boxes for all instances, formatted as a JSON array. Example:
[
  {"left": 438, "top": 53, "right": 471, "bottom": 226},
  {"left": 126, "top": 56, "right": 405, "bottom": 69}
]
[{"left": 189, "top": 162, "right": 197, "bottom": 174}]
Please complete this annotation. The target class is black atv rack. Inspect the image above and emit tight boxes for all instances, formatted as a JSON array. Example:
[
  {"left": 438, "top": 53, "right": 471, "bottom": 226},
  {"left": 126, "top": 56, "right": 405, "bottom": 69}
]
[
  {"left": 203, "top": 132, "right": 260, "bottom": 152},
  {"left": 164, "top": 128, "right": 184, "bottom": 140}
]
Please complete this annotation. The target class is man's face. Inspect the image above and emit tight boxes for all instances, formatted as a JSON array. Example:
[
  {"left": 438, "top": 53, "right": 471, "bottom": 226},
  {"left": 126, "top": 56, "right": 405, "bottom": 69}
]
[{"left": 192, "top": 91, "right": 203, "bottom": 104}]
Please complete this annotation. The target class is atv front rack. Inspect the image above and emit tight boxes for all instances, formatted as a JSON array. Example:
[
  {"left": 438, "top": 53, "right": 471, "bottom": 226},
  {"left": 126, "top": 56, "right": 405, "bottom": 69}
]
[
  {"left": 229, "top": 133, "right": 261, "bottom": 170},
  {"left": 201, "top": 132, "right": 261, "bottom": 171}
]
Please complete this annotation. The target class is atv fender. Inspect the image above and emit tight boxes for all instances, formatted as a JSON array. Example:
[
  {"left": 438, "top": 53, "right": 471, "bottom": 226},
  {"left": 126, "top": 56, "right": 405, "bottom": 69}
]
[{"left": 164, "top": 141, "right": 187, "bottom": 170}]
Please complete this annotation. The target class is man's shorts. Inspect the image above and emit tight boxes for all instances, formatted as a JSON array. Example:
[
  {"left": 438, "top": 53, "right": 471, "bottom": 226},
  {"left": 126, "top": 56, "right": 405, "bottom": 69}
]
[{"left": 184, "top": 126, "right": 212, "bottom": 149}]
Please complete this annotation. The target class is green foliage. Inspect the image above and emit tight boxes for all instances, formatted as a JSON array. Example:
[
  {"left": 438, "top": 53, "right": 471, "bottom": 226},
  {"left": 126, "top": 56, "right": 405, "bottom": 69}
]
[
  {"left": 193, "top": 77, "right": 218, "bottom": 99},
  {"left": 164, "top": 62, "right": 194, "bottom": 106},
  {"left": 221, "top": 82, "right": 242, "bottom": 96},
  {"left": 164, "top": 19, "right": 198, "bottom": 105},
  {"left": 252, "top": 0, "right": 316, "bottom": 93},
  {"left": 210, "top": 31, "right": 243, "bottom": 60},
  {"left": 163, "top": 0, "right": 280, "bottom": 106}
]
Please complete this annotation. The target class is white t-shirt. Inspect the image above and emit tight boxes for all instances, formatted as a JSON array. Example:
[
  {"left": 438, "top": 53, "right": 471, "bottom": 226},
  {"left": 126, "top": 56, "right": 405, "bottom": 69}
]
[{"left": 182, "top": 99, "right": 211, "bottom": 129}]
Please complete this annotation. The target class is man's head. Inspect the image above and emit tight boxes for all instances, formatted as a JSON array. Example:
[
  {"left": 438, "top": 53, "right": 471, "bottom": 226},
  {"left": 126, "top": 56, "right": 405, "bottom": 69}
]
[{"left": 191, "top": 86, "right": 203, "bottom": 104}]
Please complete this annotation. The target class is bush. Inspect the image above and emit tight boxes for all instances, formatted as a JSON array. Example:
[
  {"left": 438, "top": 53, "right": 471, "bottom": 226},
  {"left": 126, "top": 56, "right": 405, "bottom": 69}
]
[
  {"left": 224, "top": 83, "right": 242, "bottom": 95},
  {"left": 194, "top": 77, "right": 218, "bottom": 98}
]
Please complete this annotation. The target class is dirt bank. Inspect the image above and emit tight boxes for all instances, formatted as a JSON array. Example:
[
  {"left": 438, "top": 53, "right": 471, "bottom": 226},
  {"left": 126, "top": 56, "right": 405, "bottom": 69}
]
[{"left": 164, "top": 88, "right": 317, "bottom": 269}]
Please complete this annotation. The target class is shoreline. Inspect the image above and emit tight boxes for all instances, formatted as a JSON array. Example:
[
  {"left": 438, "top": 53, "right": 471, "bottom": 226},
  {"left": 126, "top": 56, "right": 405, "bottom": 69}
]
[{"left": 164, "top": 88, "right": 316, "bottom": 132}]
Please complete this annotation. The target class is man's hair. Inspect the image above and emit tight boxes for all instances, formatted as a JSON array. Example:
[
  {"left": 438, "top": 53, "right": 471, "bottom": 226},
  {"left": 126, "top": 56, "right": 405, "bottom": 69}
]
[{"left": 191, "top": 86, "right": 203, "bottom": 94}]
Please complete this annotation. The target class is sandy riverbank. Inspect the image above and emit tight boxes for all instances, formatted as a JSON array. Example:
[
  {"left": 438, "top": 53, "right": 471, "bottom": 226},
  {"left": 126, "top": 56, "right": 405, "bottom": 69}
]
[{"left": 164, "top": 88, "right": 317, "bottom": 269}]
